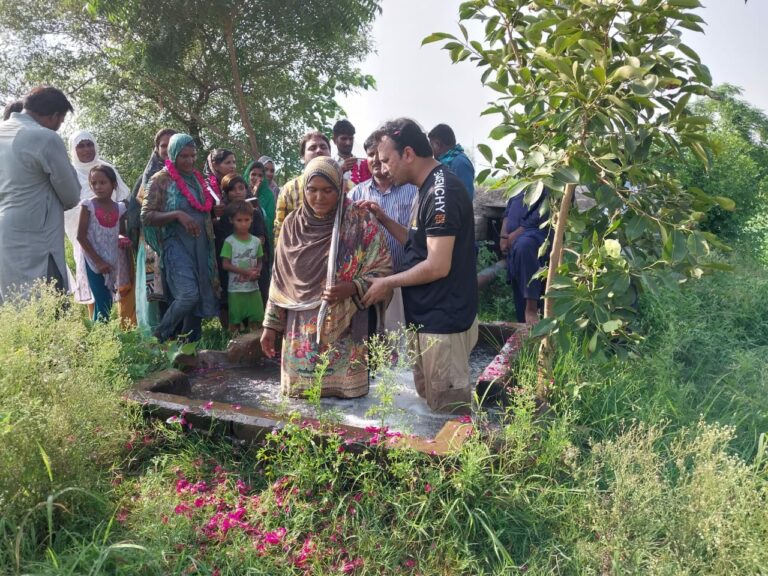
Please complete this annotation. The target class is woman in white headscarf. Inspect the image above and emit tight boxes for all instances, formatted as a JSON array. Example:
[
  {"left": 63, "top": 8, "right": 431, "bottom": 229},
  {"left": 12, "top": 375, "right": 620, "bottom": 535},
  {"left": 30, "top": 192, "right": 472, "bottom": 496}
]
[{"left": 66, "top": 130, "right": 130, "bottom": 305}]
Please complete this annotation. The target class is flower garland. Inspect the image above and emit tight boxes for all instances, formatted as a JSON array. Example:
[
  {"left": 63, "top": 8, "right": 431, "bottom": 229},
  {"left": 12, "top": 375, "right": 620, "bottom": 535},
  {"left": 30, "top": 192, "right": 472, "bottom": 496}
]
[
  {"left": 164, "top": 159, "right": 213, "bottom": 212},
  {"left": 207, "top": 174, "right": 221, "bottom": 202}
]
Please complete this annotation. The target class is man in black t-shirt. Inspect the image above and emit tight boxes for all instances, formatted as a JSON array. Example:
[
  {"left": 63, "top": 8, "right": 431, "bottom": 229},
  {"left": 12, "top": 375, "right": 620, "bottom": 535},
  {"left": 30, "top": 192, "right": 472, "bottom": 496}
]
[{"left": 361, "top": 118, "right": 478, "bottom": 414}]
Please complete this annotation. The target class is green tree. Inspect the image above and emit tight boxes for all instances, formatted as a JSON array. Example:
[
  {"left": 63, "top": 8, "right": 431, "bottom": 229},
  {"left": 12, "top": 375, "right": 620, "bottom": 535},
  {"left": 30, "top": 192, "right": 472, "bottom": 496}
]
[
  {"left": 663, "top": 85, "right": 768, "bottom": 260},
  {"left": 426, "top": 0, "right": 728, "bottom": 385},
  {"left": 0, "top": 0, "right": 380, "bottom": 182}
]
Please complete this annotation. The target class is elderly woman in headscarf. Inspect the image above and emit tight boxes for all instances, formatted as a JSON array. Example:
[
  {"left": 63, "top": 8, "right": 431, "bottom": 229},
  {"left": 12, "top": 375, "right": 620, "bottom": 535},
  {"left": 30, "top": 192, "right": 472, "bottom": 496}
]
[
  {"left": 141, "top": 133, "right": 219, "bottom": 342},
  {"left": 66, "top": 131, "right": 130, "bottom": 245},
  {"left": 260, "top": 156, "right": 392, "bottom": 399},
  {"left": 132, "top": 128, "right": 176, "bottom": 331},
  {"left": 66, "top": 130, "right": 131, "bottom": 312},
  {"left": 244, "top": 160, "right": 276, "bottom": 246}
]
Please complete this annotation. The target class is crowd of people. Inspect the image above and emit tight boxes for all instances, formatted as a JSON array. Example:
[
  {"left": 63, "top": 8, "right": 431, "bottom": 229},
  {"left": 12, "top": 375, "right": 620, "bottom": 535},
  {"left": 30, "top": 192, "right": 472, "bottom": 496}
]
[{"left": 0, "top": 86, "right": 549, "bottom": 415}]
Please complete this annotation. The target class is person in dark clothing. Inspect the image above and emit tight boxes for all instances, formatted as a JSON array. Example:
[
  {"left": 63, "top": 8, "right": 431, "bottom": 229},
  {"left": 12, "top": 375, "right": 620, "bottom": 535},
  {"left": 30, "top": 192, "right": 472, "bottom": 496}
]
[
  {"left": 362, "top": 118, "right": 478, "bottom": 415},
  {"left": 500, "top": 191, "right": 550, "bottom": 324}
]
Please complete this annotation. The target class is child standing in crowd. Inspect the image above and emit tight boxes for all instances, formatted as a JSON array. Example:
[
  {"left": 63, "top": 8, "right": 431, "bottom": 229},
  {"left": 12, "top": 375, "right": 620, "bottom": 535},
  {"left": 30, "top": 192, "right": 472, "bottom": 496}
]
[
  {"left": 220, "top": 201, "right": 264, "bottom": 332},
  {"left": 76, "top": 165, "right": 128, "bottom": 321},
  {"left": 214, "top": 174, "right": 267, "bottom": 328}
]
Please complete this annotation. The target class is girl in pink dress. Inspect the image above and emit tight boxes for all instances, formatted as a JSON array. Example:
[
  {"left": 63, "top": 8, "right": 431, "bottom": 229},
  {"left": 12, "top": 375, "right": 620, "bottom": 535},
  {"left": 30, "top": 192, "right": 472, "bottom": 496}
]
[{"left": 76, "top": 165, "right": 128, "bottom": 321}]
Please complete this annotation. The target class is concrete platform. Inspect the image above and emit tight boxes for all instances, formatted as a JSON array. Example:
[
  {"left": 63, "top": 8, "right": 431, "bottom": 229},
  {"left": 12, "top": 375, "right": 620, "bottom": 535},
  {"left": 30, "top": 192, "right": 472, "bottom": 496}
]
[{"left": 129, "top": 325, "right": 525, "bottom": 455}]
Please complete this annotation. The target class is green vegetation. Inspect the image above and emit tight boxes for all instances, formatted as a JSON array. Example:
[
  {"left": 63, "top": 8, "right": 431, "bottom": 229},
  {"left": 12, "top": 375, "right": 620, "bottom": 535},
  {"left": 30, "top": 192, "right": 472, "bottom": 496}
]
[
  {"left": 426, "top": 0, "right": 725, "bottom": 359},
  {"left": 556, "top": 257, "right": 768, "bottom": 459},
  {"left": 0, "top": 0, "right": 381, "bottom": 180},
  {"left": 1, "top": 255, "right": 767, "bottom": 574},
  {"left": 663, "top": 85, "right": 768, "bottom": 263},
  {"left": 0, "top": 286, "right": 136, "bottom": 522}
]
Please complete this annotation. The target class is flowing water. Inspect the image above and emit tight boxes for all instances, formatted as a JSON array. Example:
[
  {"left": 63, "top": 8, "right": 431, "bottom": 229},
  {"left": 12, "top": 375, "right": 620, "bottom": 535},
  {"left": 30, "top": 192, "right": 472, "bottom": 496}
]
[{"left": 186, "top": 343, "right": 499, "bottom": 439}]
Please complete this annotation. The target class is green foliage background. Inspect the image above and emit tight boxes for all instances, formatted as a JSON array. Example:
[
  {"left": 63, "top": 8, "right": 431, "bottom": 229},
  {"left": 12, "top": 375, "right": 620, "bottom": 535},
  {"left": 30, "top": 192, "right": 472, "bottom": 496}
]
[{"left": 0, "top": 0, "right": 381, "bottom": 183}]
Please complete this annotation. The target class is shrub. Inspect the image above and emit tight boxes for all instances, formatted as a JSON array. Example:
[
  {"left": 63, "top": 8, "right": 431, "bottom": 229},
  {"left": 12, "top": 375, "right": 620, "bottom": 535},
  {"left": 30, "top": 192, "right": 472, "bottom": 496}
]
[
  {"left": 552, "top": 255, "right": 768, "bottom": 458},
  {"left": 574, "top": 422, "right": 768, "bottom": 574}
]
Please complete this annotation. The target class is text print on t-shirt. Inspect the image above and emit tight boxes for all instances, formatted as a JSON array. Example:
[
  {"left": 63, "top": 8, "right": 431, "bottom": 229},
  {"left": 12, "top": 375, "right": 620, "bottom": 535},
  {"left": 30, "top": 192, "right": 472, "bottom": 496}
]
[{"left": 433, "top": 169, "right": 446, "bottom": 225}]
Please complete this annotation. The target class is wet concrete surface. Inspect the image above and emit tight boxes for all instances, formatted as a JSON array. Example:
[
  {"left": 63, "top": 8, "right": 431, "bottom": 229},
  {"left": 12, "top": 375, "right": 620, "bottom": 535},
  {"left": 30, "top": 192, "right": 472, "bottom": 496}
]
[{"left": 185, "top": 343, "right": 499, "bottom": 439}]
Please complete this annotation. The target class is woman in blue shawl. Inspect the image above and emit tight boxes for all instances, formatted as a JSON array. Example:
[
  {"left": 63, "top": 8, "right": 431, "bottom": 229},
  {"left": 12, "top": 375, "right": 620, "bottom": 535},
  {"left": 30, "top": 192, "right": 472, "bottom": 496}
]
[{"left": 141, "top": 134, "right": 219, "bottom": 341}]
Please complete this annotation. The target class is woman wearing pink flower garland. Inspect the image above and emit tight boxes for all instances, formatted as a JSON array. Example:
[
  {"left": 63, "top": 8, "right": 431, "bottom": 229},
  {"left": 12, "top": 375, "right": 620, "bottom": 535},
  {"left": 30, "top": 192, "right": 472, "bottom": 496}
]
[
  {"left": 203, "top": 148, "right": 237, "bottom": 219},
  {"left": 141, "top": 134, "right": 220, "bottom": 342}
]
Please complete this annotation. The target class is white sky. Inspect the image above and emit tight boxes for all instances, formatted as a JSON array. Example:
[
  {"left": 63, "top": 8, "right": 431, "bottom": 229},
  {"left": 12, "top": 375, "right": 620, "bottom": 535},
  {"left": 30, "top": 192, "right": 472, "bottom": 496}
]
[{"left": 336, "top": 0, "right": 768, "bottom": 162}]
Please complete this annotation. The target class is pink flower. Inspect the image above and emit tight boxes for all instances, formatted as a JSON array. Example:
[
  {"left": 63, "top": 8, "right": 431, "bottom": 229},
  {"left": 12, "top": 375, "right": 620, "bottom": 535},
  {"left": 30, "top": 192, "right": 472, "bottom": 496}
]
[
  {"left": 341, "top": 558, "right": 364, "bottom": 573},
  {"left": 425, "top": 483, "right": 432, "bottom": 493},
  {"left": 203, "top": 400, "right": 214, "bottom": 410},
  {"left": 293, "top": 536, "right": 315, "bottom": 567},
  {"left": 174, "top": 503, "right": 191, "bottom": 516},
  {"left": 233, "top": 404, "right": 241, "bottom": 410},
  {"left": 115, "top": 509, "right": 129, "bottom": 524},
  {"left": 194, "top": 497, "right": 205, "bottom": 508},
  {"left": 457, "top": 415, "right": 472, "bottom": 424},
  {"left": 264, "top": 527, "right": 287, "bottom": 545},
  {"left": 236, "top": 479, "right": 249, "bottom": 495}
]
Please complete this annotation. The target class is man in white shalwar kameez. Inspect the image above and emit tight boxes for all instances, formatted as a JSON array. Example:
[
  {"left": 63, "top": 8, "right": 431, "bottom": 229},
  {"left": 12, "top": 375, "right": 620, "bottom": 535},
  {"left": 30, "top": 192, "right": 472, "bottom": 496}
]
[{"left": 0, "top": 87, "right": 81, "bottom": 304}]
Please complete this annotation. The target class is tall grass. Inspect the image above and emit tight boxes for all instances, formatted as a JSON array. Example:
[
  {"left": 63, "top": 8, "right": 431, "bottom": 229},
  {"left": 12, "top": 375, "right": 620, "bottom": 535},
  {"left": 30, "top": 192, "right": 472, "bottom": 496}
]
[
  {"left": 552, "top": 256, "right": 768, "bottom": 458},
  {"left": 2, "top": 257, "right": 768, "bottom": 574},
  {"left": 0, "top": 285, "right": 139, "bottom": 570}
]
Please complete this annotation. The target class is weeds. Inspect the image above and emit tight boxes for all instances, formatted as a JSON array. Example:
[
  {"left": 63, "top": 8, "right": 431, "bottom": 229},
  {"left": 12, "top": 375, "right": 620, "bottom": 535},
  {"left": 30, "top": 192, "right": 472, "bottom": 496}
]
[
  {"left": 3, "top": 257, "right": 768, "bottom": 574},
  {"left": 552, "top": 255, "right": 768, "bottom": 458},
  {"left": 0, "top": 285, "right": 136, "bottom": 523}
]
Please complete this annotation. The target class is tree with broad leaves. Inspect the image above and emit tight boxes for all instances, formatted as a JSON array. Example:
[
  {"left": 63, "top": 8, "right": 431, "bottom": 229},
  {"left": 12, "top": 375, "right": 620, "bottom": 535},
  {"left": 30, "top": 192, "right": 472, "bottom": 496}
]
[
  {"left": 425, "top": 0, "right": 733, "bottom": 393},
  {"left": 0, "top": 0, "right": 380, "bottom": 181}
]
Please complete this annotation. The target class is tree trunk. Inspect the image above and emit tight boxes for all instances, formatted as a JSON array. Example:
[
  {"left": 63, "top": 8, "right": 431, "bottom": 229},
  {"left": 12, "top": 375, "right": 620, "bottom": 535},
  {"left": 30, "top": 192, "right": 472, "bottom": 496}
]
[
  {"left": 536, "top": 182, "right": 575, "bottom": 398},
  {"left": 223, "top": 14, "right": 260, "bottom": 160}
]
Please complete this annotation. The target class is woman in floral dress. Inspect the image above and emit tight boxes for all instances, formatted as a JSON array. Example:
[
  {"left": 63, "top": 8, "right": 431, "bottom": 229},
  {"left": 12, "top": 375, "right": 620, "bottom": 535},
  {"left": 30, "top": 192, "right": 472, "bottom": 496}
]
[{"left": 260, "top": 157, "right": 392, "bottom": 398}]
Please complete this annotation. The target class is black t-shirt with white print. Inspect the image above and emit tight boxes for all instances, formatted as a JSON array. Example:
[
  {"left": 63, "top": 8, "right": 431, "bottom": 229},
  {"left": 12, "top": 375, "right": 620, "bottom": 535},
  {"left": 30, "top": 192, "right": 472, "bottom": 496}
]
[{"left": 401, "top": 164, "right": 478, "bottom": 334}]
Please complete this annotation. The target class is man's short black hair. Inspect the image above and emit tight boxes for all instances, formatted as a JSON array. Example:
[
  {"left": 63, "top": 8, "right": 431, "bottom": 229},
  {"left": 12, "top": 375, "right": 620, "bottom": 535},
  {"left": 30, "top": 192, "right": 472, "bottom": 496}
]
[
  {"left": 333, "top": 119, "right": 355, "bottom": 137},
  {"left": 299, "top": 130, "right": 330, "bottom": 156},
  {"left": 427, "top": 123, "right": 456, "bottom": 147},
  {"left": 374, "top": 118, "right": 433, "bottom": 158},
  {"left": 22, "top": 86, "right": 74, "bottom": 117},
  {"left": 2, "top": 100, "right": 23, "bottom": 121},
  {"left": 363, "top": 133, "right": 377, "bottom": 154}
]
